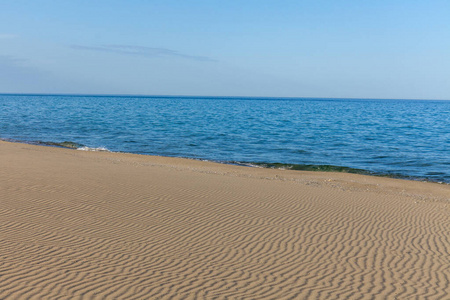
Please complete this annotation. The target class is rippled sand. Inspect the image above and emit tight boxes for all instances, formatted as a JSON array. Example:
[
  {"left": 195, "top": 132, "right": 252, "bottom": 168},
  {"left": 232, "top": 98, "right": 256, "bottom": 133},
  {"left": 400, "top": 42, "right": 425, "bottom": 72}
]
[{"left": 1, "top": 140, "right": 449, "bottom": 299}]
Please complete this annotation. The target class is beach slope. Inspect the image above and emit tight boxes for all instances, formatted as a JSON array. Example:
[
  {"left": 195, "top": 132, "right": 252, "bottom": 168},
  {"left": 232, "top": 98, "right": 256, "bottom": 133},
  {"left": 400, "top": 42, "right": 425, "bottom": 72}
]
[{"left": 1, "top": 141, "right": 449, "bottom": 299}]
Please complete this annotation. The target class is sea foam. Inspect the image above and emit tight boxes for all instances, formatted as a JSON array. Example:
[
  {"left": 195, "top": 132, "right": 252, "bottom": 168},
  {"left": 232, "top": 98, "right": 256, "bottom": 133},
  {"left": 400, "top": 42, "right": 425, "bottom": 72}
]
[{"left": 77, "top": 146, "right": 110, "bottom": 152}]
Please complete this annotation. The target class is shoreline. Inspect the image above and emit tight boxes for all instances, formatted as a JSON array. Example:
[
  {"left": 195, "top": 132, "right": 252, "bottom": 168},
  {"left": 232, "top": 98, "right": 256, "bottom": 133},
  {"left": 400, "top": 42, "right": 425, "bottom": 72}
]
[
  {"left": 2, "top": 137, "right": 448, "bottom": 185},
  {"left": 1, "top": 139, "right": 449, "bottom": 299}
]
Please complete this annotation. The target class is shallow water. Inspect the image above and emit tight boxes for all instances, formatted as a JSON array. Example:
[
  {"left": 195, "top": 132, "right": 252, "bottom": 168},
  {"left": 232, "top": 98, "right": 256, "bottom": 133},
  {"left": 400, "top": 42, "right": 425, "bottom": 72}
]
[{"left": 1, "top": 94, "right": 449, "bottom": 182}]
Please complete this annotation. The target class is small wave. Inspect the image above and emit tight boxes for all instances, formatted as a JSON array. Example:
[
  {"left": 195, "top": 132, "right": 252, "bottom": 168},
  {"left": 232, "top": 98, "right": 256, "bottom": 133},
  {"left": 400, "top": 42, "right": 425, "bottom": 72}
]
[{"left": 77, "top": 146, "right": 110, "bottom": 152}]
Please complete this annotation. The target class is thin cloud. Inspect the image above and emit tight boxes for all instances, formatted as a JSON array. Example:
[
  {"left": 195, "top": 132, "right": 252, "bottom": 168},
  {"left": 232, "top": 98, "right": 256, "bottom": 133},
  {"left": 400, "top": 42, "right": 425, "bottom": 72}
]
[
  {"left": 71, "top": 44, "right": 216, "bottom": 62},
  {"left": 0, "top": 55, "right": 28, "bottom": 69},
  {"left": 0, "top": 34, "right": 18, "bottom": 39},
  {"left": 0, "top": 55, "right": 53, "bottom": 92}
]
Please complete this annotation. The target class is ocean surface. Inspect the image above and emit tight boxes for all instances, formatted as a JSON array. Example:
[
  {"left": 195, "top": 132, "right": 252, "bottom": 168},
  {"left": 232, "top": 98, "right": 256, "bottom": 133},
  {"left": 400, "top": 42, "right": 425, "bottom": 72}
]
[{"left": 1, "top": 94, "right": 449, "bottom": 183}]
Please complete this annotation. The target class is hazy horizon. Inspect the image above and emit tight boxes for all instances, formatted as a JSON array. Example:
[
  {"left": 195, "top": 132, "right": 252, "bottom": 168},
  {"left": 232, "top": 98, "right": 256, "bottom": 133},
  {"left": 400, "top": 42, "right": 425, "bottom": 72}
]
[{"left": 2, "top": 93, "right": 449, "bottom": 102}]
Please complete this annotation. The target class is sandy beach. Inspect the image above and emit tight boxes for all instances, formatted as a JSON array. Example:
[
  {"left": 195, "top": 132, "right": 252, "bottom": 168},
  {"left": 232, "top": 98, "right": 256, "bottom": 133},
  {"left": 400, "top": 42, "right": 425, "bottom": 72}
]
[{"left": 1, "top": 140, "right": 449, "bottom": 299}]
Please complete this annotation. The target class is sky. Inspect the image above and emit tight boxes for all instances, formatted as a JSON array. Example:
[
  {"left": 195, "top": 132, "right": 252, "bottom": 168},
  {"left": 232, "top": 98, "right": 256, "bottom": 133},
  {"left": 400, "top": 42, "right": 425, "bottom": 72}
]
[{"left": 1, "top": 0, "right": 450, "bottom": 99}]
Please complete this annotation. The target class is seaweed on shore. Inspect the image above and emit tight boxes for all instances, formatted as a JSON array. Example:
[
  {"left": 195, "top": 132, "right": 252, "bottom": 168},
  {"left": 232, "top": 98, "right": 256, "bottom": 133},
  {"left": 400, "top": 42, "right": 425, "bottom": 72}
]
[
  {"left": 35, "top": 141, "right": 85, "bottom": 149},
  {"left": 250, "top": 162, "right": 371, "bottom": 174},
  {"left": 243, "top": 162, "right": 417, "bottom": 179}
]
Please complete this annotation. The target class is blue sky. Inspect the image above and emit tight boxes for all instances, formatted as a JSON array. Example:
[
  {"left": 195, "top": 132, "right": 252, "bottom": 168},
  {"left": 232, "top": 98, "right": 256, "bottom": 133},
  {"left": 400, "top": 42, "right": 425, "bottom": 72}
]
[{"left": 1, "top": 0, "right": 450, "bottom": 99}]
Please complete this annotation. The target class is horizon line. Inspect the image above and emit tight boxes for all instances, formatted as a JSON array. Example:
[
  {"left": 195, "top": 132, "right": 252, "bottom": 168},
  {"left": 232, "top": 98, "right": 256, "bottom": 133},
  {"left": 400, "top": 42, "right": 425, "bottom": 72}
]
[{"left": 0, "top": 92, "right": 448, "bottom": 102}]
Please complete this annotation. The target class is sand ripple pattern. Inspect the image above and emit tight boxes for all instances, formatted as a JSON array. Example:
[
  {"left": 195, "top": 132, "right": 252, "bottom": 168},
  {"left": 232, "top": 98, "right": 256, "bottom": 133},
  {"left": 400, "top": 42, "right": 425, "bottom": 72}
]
[{"left": 1, "top": 143, "right": 449, "bottom": 299}]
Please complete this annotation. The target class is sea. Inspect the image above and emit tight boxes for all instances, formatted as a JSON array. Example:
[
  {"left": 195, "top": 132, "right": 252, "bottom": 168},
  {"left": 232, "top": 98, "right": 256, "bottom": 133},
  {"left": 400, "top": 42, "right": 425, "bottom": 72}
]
[{"left": 1, "top": 94, "right": 449, "bottom": 183}]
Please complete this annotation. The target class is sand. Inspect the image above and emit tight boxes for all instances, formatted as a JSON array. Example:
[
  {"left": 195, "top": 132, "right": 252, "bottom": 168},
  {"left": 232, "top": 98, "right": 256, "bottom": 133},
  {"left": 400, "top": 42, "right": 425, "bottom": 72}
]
[{"left": 0, "top": 140, "right": 449, "bottom": 299}]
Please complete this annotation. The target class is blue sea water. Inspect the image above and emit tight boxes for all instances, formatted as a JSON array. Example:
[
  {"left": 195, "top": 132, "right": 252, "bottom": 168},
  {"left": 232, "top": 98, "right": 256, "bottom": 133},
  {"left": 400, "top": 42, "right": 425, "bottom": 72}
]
[{"left": 1, "top": 94, "right": 449, "bottom": 183}]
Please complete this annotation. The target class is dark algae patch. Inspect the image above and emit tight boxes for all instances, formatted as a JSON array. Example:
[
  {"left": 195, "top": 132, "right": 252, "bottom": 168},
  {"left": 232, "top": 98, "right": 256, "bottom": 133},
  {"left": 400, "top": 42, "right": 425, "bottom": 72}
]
[
  {"left": 245, "top": 162, "right": 424, "bottom": 181},
  {"left": 0, "top": 138, "right": 85, "bottom": 149},
  {"left": 251, "top": 162, "right": 372, "bottom": 174},
  {"left": 35, "top": 141, "right": 85, "bottom": 149}
]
